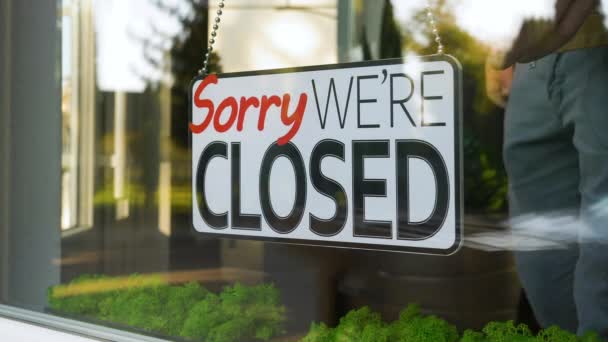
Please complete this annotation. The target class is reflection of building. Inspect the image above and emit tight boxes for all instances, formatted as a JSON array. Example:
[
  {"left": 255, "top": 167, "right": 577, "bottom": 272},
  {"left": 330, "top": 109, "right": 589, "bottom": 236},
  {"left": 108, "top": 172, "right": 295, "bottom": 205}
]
[
  {"left": 61, "top": 0, "right": 96, "bottom": 231},
  {"left": 208, "top": 0, "right": 337, "bottom": 71}
]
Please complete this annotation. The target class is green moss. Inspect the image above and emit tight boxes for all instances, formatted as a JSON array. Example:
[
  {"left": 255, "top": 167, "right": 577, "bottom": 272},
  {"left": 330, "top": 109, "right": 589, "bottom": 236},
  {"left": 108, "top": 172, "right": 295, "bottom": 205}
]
[
  {"left": 50, "top": 277, "right": 602, "bottom": 342},
  {"left": 164, "top": 282, "right": 209, "bottom": 335},
  {"left": 464, "top": 321, "right": 603, "bottom": 342},
  {"left": 180, "top": 293, "right": 224, "bottom": 340},
  {"left": 388, "top": 305, "right": 459, "bottom": 342},
  {"left": 333, "top": 307, "right": 386, "bottom": 342},
  {"left": 302, "top": 322, "right": 335, "bottom": 342},
  {"left": 460, "top": 329, "right": 486, "bottom": 342},
  {"left": 536, "top": 326, "right": 578, "bottom": 342},
  {"left": 303, "top": 305, "right": 599, "bottom": 342},
  {"left": 49, "top": 276, "right": 285, "bottom": 342},
  {"left": 181, "top": 283, "right": 286, "bottom": 342},
  {"left": 480, "top": 321, "right": 535, "bottom": 342},
  {"left": 97, "top": 285, "right": 171, "bottom": 333}
]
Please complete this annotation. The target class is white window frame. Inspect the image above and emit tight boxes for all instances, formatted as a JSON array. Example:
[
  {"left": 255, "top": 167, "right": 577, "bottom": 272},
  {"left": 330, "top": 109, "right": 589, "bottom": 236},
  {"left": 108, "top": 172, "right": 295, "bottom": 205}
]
[
  {"left": 61, "top": 0, "right": 96, "bottom": 233},
  {"left": 0, "top": 304, "right": 169, "bottom": 342}
]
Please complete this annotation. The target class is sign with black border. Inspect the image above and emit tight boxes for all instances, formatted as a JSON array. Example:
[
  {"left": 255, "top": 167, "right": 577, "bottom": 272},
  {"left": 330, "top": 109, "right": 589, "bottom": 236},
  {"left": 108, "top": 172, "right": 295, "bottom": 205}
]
[{"left": 190, "top": 56, "right": 462, "bottom": 255}]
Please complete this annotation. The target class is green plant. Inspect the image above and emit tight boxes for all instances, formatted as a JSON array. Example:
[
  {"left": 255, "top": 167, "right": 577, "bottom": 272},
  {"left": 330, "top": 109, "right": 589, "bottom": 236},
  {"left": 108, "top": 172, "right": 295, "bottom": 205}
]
[
  {"left": 302, "top": 322, "right": 335, "bottom": 342},
  {"left": 334, "top": 306, "right": 388, "bottom": 342},
  {"left": 303, "top": 305, "right": 458, "bottom": 342},
  {"left": 49, "top": 276, "right": 285, "bottom": 342},
  {"left": 303, "top": 305, "right": 602, "bottom": 342},
  {"left": 475, "top": 321, "right": 602, "bottom": 342},
  {"left": 388, "top": 305, "right": 459, "bottom": 342},
  {"left": 479, "top": 321, "right": 535, "bottom": 342},
  {"left": 47, "top": 274, "right": 114, "bottom": 316},
  {"left": 180, "top": 283, "right": 286, "bottom": 342}
]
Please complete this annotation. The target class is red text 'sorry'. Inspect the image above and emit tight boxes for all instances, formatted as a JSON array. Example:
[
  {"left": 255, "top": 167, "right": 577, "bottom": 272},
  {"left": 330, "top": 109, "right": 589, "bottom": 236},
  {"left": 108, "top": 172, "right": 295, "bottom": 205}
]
[{"left": 190, "top": 74, "right": 307, "bottom": 145}]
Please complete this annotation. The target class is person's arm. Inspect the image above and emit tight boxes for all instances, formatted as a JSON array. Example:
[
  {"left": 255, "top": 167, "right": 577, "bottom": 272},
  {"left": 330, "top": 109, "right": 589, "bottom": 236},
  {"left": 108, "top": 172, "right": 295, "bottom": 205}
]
[
  {"left": 485, "top": 56, "right": 514, "bottom": 108},
  {"left": 502, "top": 0, "right": 598, "bottom": 67}
]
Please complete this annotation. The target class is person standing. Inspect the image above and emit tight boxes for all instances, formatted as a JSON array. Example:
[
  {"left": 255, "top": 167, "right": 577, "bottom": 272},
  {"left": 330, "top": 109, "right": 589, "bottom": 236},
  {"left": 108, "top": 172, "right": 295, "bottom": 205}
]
[{"left": 490, "top": 0, "right": 608, "bottom": 337}]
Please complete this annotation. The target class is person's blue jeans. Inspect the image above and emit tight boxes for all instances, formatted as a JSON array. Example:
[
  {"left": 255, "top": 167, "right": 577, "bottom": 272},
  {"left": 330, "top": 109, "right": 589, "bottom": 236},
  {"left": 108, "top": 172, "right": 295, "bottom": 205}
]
[{"left": 504, "top": 46, "right": 608, "bottom": 338}]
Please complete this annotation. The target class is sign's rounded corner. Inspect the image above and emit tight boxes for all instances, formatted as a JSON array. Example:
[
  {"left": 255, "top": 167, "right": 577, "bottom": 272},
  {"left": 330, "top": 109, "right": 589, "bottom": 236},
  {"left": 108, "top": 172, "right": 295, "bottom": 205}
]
[
  {"left": 439, "top": 235, "right": 464, "bottom": 257},
  {"left": 190, "top": 220, "right": 202, "bottom": 235},
  {"left": 441, "top": 54, "right": 463, "bottom": 71}
]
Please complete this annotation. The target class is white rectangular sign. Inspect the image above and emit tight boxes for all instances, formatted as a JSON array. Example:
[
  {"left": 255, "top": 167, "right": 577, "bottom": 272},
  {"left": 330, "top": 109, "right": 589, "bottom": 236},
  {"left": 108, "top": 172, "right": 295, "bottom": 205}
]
[{"left": 190, "top": 56, "right": 462, "bottom": 254}]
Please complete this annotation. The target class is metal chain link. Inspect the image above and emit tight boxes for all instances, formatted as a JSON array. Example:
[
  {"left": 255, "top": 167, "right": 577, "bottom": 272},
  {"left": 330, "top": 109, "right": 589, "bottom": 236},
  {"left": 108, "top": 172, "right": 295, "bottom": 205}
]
[
  {"left": 425, "top": 1, "right": 444, "bottom": 55},
  {"left": 199, "top": 0, "right": 225, "bottom": 76},
  {"left": 199, "top": 0, "right": 444, "bottom": 75}
]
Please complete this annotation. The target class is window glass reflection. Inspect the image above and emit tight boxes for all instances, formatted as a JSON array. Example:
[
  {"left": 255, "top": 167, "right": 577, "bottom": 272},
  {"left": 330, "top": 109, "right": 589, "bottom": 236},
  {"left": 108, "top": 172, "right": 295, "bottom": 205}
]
[{"left": 34, "top": 0, "right": 608, "bottom": 340}]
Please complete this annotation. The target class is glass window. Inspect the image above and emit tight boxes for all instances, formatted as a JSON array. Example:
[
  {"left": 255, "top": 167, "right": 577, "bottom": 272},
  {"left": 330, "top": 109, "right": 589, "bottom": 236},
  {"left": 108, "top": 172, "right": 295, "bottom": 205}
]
[{"left": 2, "top": 0, "right": 608, "bottom": 341}]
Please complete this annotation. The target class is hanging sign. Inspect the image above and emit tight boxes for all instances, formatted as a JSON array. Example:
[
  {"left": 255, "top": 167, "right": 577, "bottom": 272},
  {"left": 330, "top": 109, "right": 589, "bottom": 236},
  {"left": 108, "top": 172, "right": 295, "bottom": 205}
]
[{"left": 190, "top": 56, "right": 462, "bottom": 255}]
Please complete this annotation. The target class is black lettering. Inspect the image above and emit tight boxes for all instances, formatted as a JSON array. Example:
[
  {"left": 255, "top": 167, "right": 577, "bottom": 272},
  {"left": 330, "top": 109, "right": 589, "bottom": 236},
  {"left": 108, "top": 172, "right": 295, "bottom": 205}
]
[
  {"left": 396, "top": 140, "right": 449, "bottom": 239},
  {"left": 390, "top": 73, "right": 416, "bottom": 127},
  {"left": 231, "top": 143, "right": 261, "bottom": 230},
  {"left": 196, "top": 141, "right": 228, "bottom": 229},
  {"left": 311, "top": 77, "right": 353, "bottom": 129},
  {"left": 352, "top": 140, "right": 391, "bottom": 238},
  {"left": 421, "top": 70, "right": 446, "bottom": 127},
  {"left": 357, "top": 75, "right": 380, "bottom": 129},
  {"left": 260, "top": 142, "right": 307, "bottom": 234},
  {"left": 309, "top": 140, "right": 347, "bottom": 236}
]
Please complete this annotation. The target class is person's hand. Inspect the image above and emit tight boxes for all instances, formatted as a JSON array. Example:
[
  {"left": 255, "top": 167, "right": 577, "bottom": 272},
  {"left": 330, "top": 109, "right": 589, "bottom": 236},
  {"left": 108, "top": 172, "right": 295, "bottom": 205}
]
[
  {"left": 485, "top": 52, "right": 514, "bottom": 108},
  {"left": 502, "top": 0, "right": 598, "bottom": 67}
]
